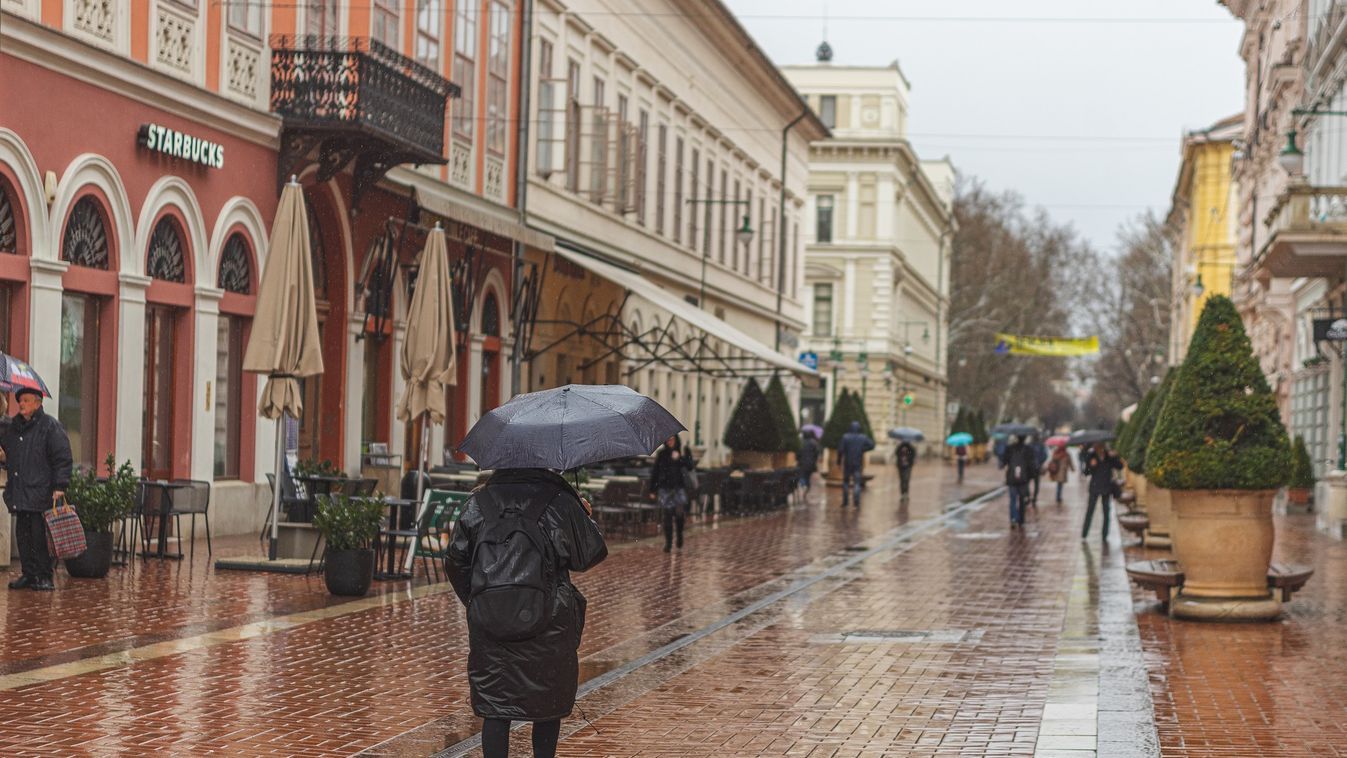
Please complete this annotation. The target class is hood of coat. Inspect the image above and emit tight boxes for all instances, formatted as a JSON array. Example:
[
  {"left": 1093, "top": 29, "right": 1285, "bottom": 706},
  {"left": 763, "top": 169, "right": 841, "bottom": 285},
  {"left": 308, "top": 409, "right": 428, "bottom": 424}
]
[
  {"left": 848, "top": 421, "right": 861, "bottom": 433},
  {"left": 487, "top": 467, "right": 578, "bottom": 495}
]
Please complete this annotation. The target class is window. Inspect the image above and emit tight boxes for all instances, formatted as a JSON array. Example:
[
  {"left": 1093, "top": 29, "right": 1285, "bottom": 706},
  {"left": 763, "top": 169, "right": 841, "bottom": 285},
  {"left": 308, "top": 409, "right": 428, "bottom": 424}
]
[
  {"left": 228, "top": 0, "right": 262, "bottom": 36},
  {"left": 146, "top": 217, "right": 187, "bottom": 283},
  {"left": 306, "top": 0, "right": 339, "bottom": 36},
  {"left": 536, "top": 39, "right": 557, "bottom": 176},
  {"left": 818, "top": 95, "right": 836, "bottom": 129},
  {"left": 589, "top": 77, "right": 607, "bottom": 203},
  {"left": 718, "top": 169, "right": 728, "bottom": 264},
  {"left": 816, "top": 195, "right": 834, "bottom": 243},
  {"left": 482, "top": 292, "right": 500, "bottom": 336},
  {"left": 731, "top": 179, "right": 741, "bottom": 271},
  {"left": 703, "top": 158, "right": 714, "bottom": 255},
  {"left": 812, "top": 283, "right": 833, "bottom": 337},
  {"left": 673, "top": 137, "right": 684, "bottom": 244},
  {"left": 744, "top": 187, "right": 754, "bottom": 275},
  {"left": 361, "top": 338, "right": 384, "bottom": 447},
  {"left": 565, "top": 60, "right": 581, "bottom": 191},
  {"left": 453, "top": 1, "right": 478, "bottom": 142},
  {"left": 655, "top": 122, "right": 667, "bottom": 234},
  {"left": 638, "top": 110, "right": 651, "bottom": 225},
  {"left": 372, "top": 0, "right": 400, "bottom": 48},
  {"left": 688, "top": 148, "right": 699, "bottom": 249},
  {"left": 63, "top": 197, "right": 109, "bottom": 270},
  {"left": 757, "top": 196, "right": 766, "bottom": 282},
  {"left": 486, "top": 1, "right": 511, "bottom": 155},
  {"left": 791, "top": 221, "right": 799, "bottom": 296},
  {"left": 214, "top": 316, "right": 243, "bottom": 478},
  {"left": 60, "top": 293, "right": 101, "bottom": 467},
  {"left": 415, "top": 0, "right": 441, "bottom": 68}
]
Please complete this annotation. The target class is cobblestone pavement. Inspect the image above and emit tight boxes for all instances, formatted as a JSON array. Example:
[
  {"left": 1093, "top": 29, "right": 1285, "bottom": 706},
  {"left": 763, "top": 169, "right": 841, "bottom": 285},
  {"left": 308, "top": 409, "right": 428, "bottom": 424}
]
[{"left": 1, "top": 460, "right": 1335, "bottom": 757}]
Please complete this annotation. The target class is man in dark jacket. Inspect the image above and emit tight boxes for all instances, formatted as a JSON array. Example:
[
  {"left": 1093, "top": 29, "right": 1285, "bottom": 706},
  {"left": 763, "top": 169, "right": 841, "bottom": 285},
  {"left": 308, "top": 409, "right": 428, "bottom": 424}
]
[
  {"left": 1082, "top": 442, "right": 1124, "bottom": 541},
  {"left": 447, "top": 468, "right": 607, "bottom": 758},
  {"left": 1000, "top": 435, "right": 1036, "bottom": 528},
  {"left": 894, "top": 441, "right": 917, "bottom": 499},
  {"left": 1029, "top": 435, "right": 1049, "bottom": 506},
  {"left": 797, "top": 431, "right": 821, "bottom": 493},
  {"left": 836, "top": 421, "right": 875, "bottom": 508},
  {"left": 0, "top": 388, "right": 73, "bottom": 591}
]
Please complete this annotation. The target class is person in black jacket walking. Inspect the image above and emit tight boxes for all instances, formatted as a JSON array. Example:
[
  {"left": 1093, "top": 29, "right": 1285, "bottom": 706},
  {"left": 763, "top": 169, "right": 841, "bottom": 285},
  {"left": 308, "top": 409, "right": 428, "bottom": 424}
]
[
  {"left": 0, "top": 389, "right": 73, "bottom": 591},
  {"left": 797, "top": 431, "right": 821, "bottom": 494},
  {"left": 894, "top": 441, "right": 917, "bottom": 499},
  {"left": 1000, "top": 435, "right": 1036, "bottom": 528},
  {"left": 446, "top": 468, "right": 607, "bottom": 758},
  {"left": 1082, "top": 442, "right": 1123, "bottom": 541},
  {"left": 650, "top": 435, "right": 695, "bottom": 551}
]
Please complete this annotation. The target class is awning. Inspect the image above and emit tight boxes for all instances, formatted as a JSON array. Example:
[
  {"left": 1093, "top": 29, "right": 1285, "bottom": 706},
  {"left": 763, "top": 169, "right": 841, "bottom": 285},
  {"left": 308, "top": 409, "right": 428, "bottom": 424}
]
[
  {"left": 389, "top": 167, "right": 556, "bottom": 251},
  {"left": 554, "top": 245, "right": 815, "bottom": 377}
]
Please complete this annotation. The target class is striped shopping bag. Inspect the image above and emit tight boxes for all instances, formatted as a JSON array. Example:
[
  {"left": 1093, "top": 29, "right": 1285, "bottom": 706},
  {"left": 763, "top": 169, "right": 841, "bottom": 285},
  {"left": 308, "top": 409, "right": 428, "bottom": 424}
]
[{"left": 44, "top": 498, "right": 87, "bottom": 560}]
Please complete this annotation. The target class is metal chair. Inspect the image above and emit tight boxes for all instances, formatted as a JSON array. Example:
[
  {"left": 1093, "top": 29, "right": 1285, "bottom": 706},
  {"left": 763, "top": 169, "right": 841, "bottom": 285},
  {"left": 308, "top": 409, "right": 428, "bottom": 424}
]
[
  {"left": 168, "top": 479, "right": 212, "bottom": 559},
  {"left": 411, "top": 489, "right": 471, "bottom": 582}
]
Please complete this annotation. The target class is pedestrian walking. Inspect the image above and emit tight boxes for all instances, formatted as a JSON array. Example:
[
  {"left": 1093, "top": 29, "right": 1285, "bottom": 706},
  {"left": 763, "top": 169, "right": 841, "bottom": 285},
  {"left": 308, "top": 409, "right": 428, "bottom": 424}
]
[
  {"left": 1029, "top": 435, "right": 1048, "bottom": 506},
  {"left": 955, "top": 443, "right": 968, "bottom": 483},
  {"left": 0, "top": 388, "right": 73, "bottom": 591},
  {"left": 999, "top": 435, "right": 1036, "bottom": 528},
  {"left": 894, "top": 440, "right": 917, "bottom": 499},
  {"left": 1047, "top": 444, "right": 1075, "bottom": 503},
  {"left": 446, "top": 468, "right": 608, "bottom": 758},
  {"left": 837, "top": 421, "right": 875, "bottom": 507},
  {"left": 651, "top": 434, "right": 695, "bottom": 552},
  {"left": 797, "top": 430, "right": 821, "bottom": 494},
  {"left": 1081, "top": 442, "right": 1123, "bottom": 541}
]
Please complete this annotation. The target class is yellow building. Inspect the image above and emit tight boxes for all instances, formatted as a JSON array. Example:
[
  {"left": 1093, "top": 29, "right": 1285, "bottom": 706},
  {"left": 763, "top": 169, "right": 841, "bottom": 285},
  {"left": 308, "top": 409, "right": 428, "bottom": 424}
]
[{"left": 1167, "top": 115, "right": 1241, "bottom": 359}]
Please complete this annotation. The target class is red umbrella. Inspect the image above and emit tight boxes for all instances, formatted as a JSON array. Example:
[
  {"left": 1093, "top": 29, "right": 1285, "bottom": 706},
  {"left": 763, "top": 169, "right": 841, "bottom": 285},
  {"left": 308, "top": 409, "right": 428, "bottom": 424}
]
[
  {"left": 0, "top": 352, "right": 50, "bottom": 397},
  {"left": 1046, "top": 434, "right": 1070, "bottom": 448}
]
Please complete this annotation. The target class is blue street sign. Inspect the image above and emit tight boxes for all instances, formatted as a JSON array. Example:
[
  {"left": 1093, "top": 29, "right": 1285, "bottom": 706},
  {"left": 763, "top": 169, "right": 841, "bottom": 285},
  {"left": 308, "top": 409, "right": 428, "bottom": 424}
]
[{"left": 799, "top": 351, "right": 819, "bottom": 370}]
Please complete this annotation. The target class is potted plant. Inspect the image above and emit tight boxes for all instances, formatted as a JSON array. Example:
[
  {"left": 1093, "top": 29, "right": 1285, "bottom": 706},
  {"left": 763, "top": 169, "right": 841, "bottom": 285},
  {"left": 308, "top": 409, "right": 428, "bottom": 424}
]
[
  {"left": 313, "top": 492, "right": 385, "bottom": 596},
  {"left": 764, "top": 374, "right": 802, "bottom": 469},
  {"left": 1287, "top": 435, "right": 1315, "bottom": 507},
  {"left": 1147, "top": 296, "right": 1292, "bottom": 621},
  {"left": 724, "top": 378, "right": 784, "bottom": 470},
  {"left": 1121, "top": 385, "right": 1157, "bottom": 510},
  {"left": 64, "top": 454, "right": 138, "bottom": 579},
  {"left": 1131, "top": 370, "right": 1176, "bottom": 548}
]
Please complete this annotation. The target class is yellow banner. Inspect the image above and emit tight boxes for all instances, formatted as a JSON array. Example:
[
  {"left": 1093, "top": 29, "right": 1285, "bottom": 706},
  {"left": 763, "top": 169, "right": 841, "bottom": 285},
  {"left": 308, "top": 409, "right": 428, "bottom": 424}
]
[{"left": 994, "top": 333, "right": 1099, "bottom": 357}]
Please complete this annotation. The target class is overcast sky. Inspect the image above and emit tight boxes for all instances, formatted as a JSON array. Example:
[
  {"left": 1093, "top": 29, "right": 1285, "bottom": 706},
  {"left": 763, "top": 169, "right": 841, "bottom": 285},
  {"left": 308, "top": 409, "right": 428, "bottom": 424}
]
[{"left": 723, "top": 0, "right": 1247, "bottom": 255}]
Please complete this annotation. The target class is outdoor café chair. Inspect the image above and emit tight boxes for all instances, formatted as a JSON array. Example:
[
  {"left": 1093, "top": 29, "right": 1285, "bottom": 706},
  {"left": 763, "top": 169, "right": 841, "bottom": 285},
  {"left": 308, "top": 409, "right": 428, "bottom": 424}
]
[
  {"left": 411, "top": 489, "right": 470, "bottom": 582},
  {"left": 168, "top": 479, "right": 212, "bottom": 559}
]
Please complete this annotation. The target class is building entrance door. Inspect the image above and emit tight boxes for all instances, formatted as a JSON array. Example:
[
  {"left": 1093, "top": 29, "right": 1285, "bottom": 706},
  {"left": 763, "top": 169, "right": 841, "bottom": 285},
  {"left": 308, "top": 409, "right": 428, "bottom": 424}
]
[{"left": 142, "top": 305, "right": 177, "bottom": 479}]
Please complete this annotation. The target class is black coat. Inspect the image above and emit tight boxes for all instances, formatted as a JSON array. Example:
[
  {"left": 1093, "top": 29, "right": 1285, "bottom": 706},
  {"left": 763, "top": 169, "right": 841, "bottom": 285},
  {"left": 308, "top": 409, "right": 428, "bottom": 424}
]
[
  {"left": 1083, "top": 449, "right": 1123, "bottom": 496},
  {"left": 1001, "top": 442, "right": 1037, "bottom": 486},
  {"left": 650, "top": 445, "right": 694, "bottom": 492},
  {"left": 446, "top": 468, "right": 608, "bottom": 721},
  {"left": 797, "top": 438, "right": 821, "bottom": 470},
  {"left": 0, "top": 409, "right": 73, "bottom": 513},
  {"left": 894, "top": 442, "right": 916, "bottom": 470}
]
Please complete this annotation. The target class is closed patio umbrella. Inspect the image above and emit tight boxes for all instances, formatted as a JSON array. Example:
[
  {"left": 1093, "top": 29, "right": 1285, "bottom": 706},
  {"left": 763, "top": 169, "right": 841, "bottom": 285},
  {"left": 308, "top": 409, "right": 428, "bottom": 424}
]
[
  {"left": 242, "top": 178, "right": 324, "bottom": 560},
  {"left": 396, "top": 224, "right": 456, "bottom": 507}
]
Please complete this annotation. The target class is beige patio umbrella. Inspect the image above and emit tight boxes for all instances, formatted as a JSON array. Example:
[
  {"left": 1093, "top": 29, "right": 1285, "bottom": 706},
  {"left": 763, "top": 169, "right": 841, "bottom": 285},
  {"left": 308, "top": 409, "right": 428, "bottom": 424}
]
[
  {"left": 242, "top": 178, "right": 324, "bottom": 560},
  {"left": 396, "top": 224, "right": 456, "bottom": 509}
]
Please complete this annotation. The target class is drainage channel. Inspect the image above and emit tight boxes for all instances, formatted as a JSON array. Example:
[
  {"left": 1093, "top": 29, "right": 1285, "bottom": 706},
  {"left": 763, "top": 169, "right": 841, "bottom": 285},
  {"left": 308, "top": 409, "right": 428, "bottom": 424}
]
[{"left": 374, "top": 486, "right": 1007, "bottom": 758}]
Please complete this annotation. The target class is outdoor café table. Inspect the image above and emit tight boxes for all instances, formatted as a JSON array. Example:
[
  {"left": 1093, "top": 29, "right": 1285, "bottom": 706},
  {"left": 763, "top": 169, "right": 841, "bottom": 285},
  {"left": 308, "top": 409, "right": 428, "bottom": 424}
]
[
  {"left": 292, "top": 474, "right": 347, "bottom": 521},
  {"left": 375, "top": 497, "right": 419, "bottom": 580},
  {"left": 139, "top": 479, "right": 189, "bottom": 560}
]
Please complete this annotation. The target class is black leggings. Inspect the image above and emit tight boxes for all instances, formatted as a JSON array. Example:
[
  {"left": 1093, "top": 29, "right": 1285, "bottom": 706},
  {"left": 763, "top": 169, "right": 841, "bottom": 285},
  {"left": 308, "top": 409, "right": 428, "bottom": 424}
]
[{"left": 482, "top": 718, "right": 561, "bottom": 758}]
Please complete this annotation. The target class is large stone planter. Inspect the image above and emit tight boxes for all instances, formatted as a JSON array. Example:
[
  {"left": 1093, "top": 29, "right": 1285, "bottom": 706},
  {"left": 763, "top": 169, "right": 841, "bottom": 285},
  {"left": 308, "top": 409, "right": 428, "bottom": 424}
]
[
  {"left": 1170, "top": 489, "right": 1280, "bottom": 621},
  {"left": 1133, "top": 475, "right": 1148, "bottom": 511},
  {"left": 1143, "top": 485, "right": 1173, "bottom": 549},
  {"left": 731, "top": 450, "right": 774, "bottom": 471}
]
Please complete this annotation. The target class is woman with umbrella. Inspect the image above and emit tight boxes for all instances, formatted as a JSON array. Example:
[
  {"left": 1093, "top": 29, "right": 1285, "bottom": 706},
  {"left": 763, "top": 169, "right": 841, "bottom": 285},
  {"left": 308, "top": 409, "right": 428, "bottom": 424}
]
[
  {"left": 1046, "top": 441, "right": 1075, "bottom": 504},
  {"left": 448, "top": 385, "right": 682, "bottom": 757},
  {"left": 650, "top": 433, "right": 695, "bottom": 551},
  {"left": 946, "top": 432, "right": 973, "bottom": 484}
]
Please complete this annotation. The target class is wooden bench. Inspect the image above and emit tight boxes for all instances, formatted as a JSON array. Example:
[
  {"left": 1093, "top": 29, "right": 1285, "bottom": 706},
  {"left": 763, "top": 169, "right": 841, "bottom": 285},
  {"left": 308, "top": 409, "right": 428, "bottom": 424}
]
[
  {"left": 1118, "top": 490, "right": 1137, "bottom": 507},
  {"left": 1117, "top": 511, "right": 1150, "bottom": 540},
  {"left": 1125, "top": 559, "right": 1184, "bottom": 608},
  {"left": 1267, "top": 563, "right": 1315, "bottom": 602}
]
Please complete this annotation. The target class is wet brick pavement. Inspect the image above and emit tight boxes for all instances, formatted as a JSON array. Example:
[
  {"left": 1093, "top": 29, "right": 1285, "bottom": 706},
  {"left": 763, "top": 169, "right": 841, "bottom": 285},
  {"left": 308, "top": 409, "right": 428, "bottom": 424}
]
[{"left": 0, "top": 460, "right": 1340, "bottom": 756}]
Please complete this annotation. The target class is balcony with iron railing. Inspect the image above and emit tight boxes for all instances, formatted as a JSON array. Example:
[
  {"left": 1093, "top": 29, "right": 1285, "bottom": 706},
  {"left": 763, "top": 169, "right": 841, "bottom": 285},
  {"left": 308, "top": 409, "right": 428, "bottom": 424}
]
[
  {"left": 1254, "top": 182, "right": 1347, "bottom": 280},
  {"left": 1307, "top": 2, "right": 1347, "bottom": 88},
  {"left": 270, "top": 35, "right": 459, "bottom": 206}
]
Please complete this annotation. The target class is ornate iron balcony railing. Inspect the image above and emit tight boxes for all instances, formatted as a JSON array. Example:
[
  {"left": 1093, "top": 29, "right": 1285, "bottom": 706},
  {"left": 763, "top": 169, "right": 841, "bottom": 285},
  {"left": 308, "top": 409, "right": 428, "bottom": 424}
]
[{"left": 270, "top": 34, "right": 458, "bottom": 162}]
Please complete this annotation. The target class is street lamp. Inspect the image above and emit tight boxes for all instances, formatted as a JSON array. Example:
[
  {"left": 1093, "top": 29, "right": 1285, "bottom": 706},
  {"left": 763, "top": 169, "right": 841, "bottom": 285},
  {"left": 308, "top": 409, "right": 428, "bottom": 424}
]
[
  {"left": 686, "top": 196, "right": 754, "bottom": 308},
  {"left": 1191, "top": 273, "right": 1205, "bottom": 298},
  {"left": 735, "top": 214, "right": 754, "bottom": 247},
  {"left": 1278, "top": 129, "right": 1305, "bottom": 175}
]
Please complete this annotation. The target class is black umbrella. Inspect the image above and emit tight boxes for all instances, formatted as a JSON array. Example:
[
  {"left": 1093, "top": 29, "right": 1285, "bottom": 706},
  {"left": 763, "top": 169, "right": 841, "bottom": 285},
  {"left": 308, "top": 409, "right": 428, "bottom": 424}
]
[
  {"left": 1067, "top": 429, "right": 1115, "bottom": 446},
  {"left": 991, "top": 422, "right": 1038, "bottom": 438},
  {"left": 888, "top": 427, "right": 925, "bottom": 442},
  {"left": 457, "top": 384, "right": 686, "bottom": 471}
]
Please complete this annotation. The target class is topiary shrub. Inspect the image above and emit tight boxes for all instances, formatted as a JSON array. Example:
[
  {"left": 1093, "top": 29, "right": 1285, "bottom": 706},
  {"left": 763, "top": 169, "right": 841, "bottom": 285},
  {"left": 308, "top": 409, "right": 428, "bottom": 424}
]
[
  {"left": 723, "top": 378, "right": 782, "bottom": 452},
  {"left": 1147, "top": 296, "right": 1291, "bottom": 490},
  {"left": 1289, "top": 435, "right": 1316, "bottom": 490},
  {"left": 1126, "top": 370, "right": 1176, "bottom": 476},
  {"left": 764, "top": 374, "right": 801, "bottom": 453},
  {"left": 1118, "top": 389, "right": 1152, "bottom": 469},
  {"left": 973, "top": 410, "right": 989, "bottom": 444},
  {"left": 822, "top": 388, "right": 859, "bottom": 450}
]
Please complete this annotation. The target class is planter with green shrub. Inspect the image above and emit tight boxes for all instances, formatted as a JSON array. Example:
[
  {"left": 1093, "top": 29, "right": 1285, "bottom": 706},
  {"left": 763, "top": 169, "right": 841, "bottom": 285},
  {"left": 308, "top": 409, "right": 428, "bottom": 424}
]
[
  {"left": 313, "top": 493, "right": 385, "bottom": 596},
  {"left": 1145, "top": 295, "right": 1294, "bottom": 621},
  {"left": 64, "top": 455, "right": 139, "bottom": 579},
  {"left": 764, "top": 374, "right": 801, "bottom": 467},
  {"left": 1287, "top": 435, "right": 1315, "bottom": 506},
  {"left": 1133, "top": 371, "right": 1177, "bottom": 547},
  {"left": 723, "top": 378, "right": 782, "bottom": 470}
]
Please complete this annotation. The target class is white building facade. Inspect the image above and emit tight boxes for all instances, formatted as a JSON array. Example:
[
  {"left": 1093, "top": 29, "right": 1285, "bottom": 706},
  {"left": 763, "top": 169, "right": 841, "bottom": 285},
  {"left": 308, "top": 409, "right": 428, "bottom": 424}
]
[{"left": 782, "top": 56, "right": 954, "bottom": 456}]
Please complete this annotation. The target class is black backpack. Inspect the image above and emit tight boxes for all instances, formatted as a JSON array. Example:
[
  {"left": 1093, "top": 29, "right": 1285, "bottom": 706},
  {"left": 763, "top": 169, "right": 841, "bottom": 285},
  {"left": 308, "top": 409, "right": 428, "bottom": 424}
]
[
  {"left": 1006, "top": 446, "right": 1035, "bottom": 485},
  {"left": 466, "top": 489, "right": 560, "bottom": 642}
]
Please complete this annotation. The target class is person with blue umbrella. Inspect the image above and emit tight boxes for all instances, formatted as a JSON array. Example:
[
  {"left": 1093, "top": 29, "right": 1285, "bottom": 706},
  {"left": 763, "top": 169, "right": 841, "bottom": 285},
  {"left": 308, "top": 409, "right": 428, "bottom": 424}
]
[
  {"left": 946, "top": 432, "right": 973, "bottom": 484},
  {"left": 448, "top": 384, "right": 683, "bottom": 758}
]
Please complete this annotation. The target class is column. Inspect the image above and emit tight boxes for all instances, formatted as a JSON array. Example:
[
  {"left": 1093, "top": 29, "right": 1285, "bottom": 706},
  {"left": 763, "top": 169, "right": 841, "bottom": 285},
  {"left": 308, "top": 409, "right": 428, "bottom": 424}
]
[
  {"left": 468, "top": 335, "right": 484, "bottom": 430},
  {"left": 845, "top": 172, "right": 859, "bottom": 240},
  {"left": 843, "top": 257, "right": 857, "bottom": 337},
  {"left": 27, "top": 259, "right": 67, "bottom": 406},
  {"left": 190, "top": 286, "right": 223, "bottom": 482},
  {"left": 876, "top": 175, "right": 895, "bottom": 241},
  {"left": 116, "top": 272, "right": 151, "bottom": 467},
  {"left": 344, "top": 314, "right": 365, "bottom": 476}
]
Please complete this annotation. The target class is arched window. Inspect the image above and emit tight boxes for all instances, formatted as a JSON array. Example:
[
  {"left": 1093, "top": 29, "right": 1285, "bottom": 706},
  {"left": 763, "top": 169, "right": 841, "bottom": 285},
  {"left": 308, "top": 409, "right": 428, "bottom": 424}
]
[
  {"left": 62, "top": 196, "right": 109, "bottom": 270},
  {"left": 0, "top": 184, "right": 15, "bottom": 254},
  {"left": 482, "top": 291, "right": 500, "bottom": 337},
  {"left": 218, "top": 232, "right": 252, "bottom": 294},
  {"left": 146, "top": 216, "right": 187, "bottom": 282},
  {"left": 304, "top": 196, "right": 328, "bottom": 300}
]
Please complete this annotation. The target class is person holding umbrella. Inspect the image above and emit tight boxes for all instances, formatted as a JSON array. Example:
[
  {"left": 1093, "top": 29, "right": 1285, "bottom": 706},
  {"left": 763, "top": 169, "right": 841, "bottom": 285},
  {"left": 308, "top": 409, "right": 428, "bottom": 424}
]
[
  {"left": 1047, "top": 443, "right": 1075, "bottom": 503},
  {"left": 837, "top": 421, "right": 875, "bottom": 508},
  {"left": 797, "top": 430, "right": 821, "bottom": 494},
  {"left": 946, "top": 431, "right": 972, "bottom": 484},
  {"left": 1000, "top": 434, "right": 1037, "bottom": 529},
  {"left": 449, "top": 384, "right": 681, "bottom": 757},
  {"left": 0, "top": 387, "right": 72, "bottom": 591},
  {"left": 889, "top": 428, "right": 921, "bottom": 499},
  {"left": 1081, "top": 439, "right": 1123, "bottom": 541},
  {"left": 651, "top": 434, "right": 695, "bottom": 551}
]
